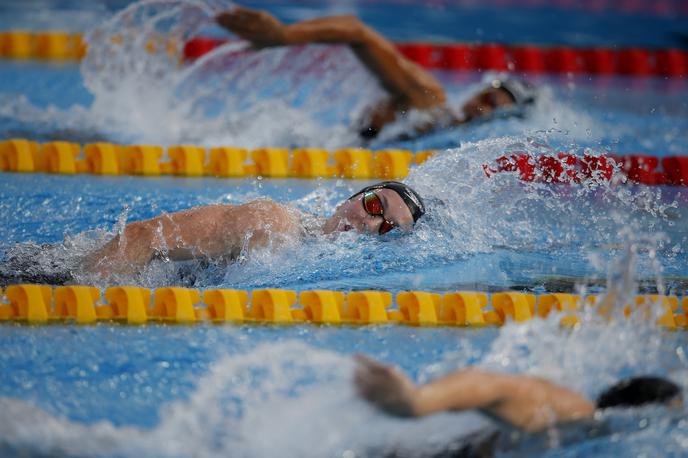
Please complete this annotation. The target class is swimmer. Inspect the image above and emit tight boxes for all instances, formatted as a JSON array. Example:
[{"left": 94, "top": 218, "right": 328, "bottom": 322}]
[
  {"left": 77, "top": 181, "right": 425, "bottom": 278},
  {"left": 354, "top": 354, "right": 682, "bottom": 447},
  {"left": 216, "top": 6, "right": 537, "bottom": 140}
]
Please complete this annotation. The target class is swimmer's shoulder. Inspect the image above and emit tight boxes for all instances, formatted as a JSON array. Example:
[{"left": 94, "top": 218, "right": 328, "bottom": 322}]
[
  {"left": 231, "top": 199, "right": 303, "bottom": 235},
  {"left": 217, "top": 198, "right": 290, "bottom": 217},
  {"left": 244, "top": 198, "right": 299, "bottom": 220}
]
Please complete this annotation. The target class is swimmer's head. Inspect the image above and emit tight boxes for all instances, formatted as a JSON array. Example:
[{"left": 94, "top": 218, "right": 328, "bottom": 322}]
[
  {"left": 461, "top": 77, "right": 536, "bottom": 122},
  {"left": 596, "top": 376, "right": 682, "bottom": 410},
  {"left": 322, "top": 181, "right": 425, "bottom": 235}
]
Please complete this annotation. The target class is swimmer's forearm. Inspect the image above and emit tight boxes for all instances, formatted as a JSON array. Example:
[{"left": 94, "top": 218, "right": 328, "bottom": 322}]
[
  {"left": 88, "top": 201, "right": 298, "bottom": 277},
  {"left": 282, "top": 15, "right": 371, "bottom": 45},
  {"left": 288, "top": 15, "right": 446, "bottom": 113},
  {"left": 219, "top": 7, "right": 445, "bottom": 114},
  {"left": 87, "top": 212, "right": 212, "bottom": 276},
  {"left": 412, "top": 370, "right": 503, "bottom": 416},
  {"left": 83, "top": 222, "right": 155, "bottom": 277}
]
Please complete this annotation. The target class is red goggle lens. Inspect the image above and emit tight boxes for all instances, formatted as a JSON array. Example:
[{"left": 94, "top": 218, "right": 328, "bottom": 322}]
[
  {"left": 362, "top": 192, "right": 396, "bottom": 235},
  {"left": 362, "top": 192, "right": 384, "bottom": 215},
  {"left": 378, "top": 220, "right": 395, "bottom": 235}
]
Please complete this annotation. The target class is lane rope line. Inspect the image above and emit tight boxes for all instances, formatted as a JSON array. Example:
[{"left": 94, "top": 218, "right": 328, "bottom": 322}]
[
  {"left": 183, "top": 37, "right": 688, "bottom": 78},
  {"left": 1, "top": 139, "right": 687, "bottom": 185},
  {"left": 0, "top": 30, "right": 686, "bottom": 79},
  {"left": 0, "top": 284, "right": 685, "bottom": 328}
]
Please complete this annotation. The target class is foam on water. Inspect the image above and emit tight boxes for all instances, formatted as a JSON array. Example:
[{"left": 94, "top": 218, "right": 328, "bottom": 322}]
[{"left": 0, "top": 341, "right": 492, "bottom": 458}]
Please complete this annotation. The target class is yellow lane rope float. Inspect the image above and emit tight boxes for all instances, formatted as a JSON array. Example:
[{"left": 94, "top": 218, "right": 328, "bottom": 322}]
[
  {"left": 0, "top": 31, "right": 85, "bottom": 60},
  {"left": 0, "top": 284, "right": 685, "bottom": 328},
  {"left": 0, "top": 139, "right": 433, "bottom": 179}
]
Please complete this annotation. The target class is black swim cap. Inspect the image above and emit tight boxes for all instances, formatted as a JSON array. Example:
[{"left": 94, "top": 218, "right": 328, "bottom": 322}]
[
  {"left": 596, "top": 376, "right": 681, "bottom": 409},
  {"left": 350, "top": 181, "right": 426, "bottom": 223}
]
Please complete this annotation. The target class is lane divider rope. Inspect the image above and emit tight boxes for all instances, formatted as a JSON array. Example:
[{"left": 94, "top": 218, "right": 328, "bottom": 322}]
[
  {"left": 0, "top": 31, "right": 85, "bottom": 60},
  {"left": 183, "top": 37, "right": 688, "bottom": 78},
  {"left": 0, "top": 30, "right": 686, "bottom": 79},
  {"left": 2, "top": 139, "right": 687, "bottom": 186},
  {"left": 0, "top": 284, "right": 685, "bottom": 328},
  {"left": 484, "top": 152, "right": 688, "bottom": 186},
  {"left": 0, "top": 139, "right": 429, "bottom": 179}
]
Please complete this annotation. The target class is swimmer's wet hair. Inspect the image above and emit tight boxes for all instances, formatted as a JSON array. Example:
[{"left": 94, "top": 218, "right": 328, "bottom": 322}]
[{"left": 596, "top": 376, "right": 681, "bottom": 409}]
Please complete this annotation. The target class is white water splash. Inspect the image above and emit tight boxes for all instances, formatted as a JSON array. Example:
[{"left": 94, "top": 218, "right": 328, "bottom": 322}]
[
  {"left": 0, "top": 341, "right": 491, "bottom": 458},
  {"left": 78, "top": 0, "right": 384, "bottom": 147}
]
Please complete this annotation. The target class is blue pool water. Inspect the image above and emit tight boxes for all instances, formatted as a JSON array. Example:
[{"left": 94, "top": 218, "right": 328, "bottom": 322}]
[
  {"left": 1, "top": 1, "right": 688, "bottom": 457},
  {"left": 1, "top": 0, "right": 687, "bottom": 47}
]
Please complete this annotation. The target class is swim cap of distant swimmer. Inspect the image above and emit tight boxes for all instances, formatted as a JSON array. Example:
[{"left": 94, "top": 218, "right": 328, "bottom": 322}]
[
  {"left": 490, "top": 77, "right": 537, "bottom": 107},
  {"left": 350, "top": 181, "right": 426, "bottom": 223}
]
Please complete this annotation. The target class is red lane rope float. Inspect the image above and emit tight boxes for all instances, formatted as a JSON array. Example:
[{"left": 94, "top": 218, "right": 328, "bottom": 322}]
[
  {"left": 397, "top": 43, "right": 688, "bottom": 77},
  {"left": 484, "top": 153, "right": 688, "bottom": 186},
  {"left": 182, "top": 37, "right": 688, "bottom": 78},
  {"left": 182, "top": 36, "right": 227, "bottom": 60}
]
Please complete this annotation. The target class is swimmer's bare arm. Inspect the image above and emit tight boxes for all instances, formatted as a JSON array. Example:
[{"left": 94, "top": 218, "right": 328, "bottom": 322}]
[
  {"left": 354, "top": 355, "right": 595, "bottom": 432},
  {"left": 84, "top": 200, "right": 299, "bottom": 276},
  {"left": 216, "top": 7, "right": 447, "bottom": 121}
]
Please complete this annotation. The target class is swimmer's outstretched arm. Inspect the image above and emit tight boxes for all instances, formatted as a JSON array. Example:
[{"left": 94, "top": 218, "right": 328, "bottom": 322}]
[
  {"left": 354, "top": 355, "right": 595, "bottom": 432},
  {"left": 216, "top": 7, "right": 447, "bottom": 126},
  {"left": 83, "top": 200, "right": 299, "bottom": 277}
]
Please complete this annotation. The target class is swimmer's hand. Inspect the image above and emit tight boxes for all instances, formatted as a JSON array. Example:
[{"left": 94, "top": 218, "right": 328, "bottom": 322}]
[
  {"left": 216, "top": 7, "right": 286, "bottom": 47},
  {"left": 354, "top": 354, "right": 420, "bottom": 417}
]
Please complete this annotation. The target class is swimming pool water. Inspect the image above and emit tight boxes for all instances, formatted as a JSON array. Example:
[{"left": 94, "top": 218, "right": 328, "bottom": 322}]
[
  {"left": 0, "top": 318, "right": 685, "bottom": 457},
  {"left": 1, "top": 0, "right": 686, "bottom": 47},
  {"left": 0, "top": 1, "right": 687, "bottom": 457}
]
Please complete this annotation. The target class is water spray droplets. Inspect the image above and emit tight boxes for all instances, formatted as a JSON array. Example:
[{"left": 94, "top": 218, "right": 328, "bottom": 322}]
[{"left": 81, "top": 0, "right": 383, "bottom": 146}]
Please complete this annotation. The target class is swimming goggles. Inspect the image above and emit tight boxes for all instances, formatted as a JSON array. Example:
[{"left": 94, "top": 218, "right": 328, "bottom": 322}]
[{"left": 362, "top": 191, "right": 396, "bottom": 235}]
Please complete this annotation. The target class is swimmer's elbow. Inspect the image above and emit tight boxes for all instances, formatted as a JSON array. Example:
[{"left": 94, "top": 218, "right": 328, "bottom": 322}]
[
  {"left": 334, "top": 15, "right": 370, "bottom": 44},
  {"left": 341, "top": 15, "right": 364, "bottom": 30},
  {"left": 117, "top": 221, "right": 158, "bottom": 265},
  {"left": 123, "top": 220, "right": 152, "bottom": 240}
]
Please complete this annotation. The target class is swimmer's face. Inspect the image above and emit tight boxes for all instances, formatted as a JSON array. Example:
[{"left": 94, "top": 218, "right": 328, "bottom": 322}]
[
  {"left": 322, "top": 188, "right": 414, "bottom": 235},
  {"left": 461, "top": 87, "right": 515, "bottom": 121}
]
